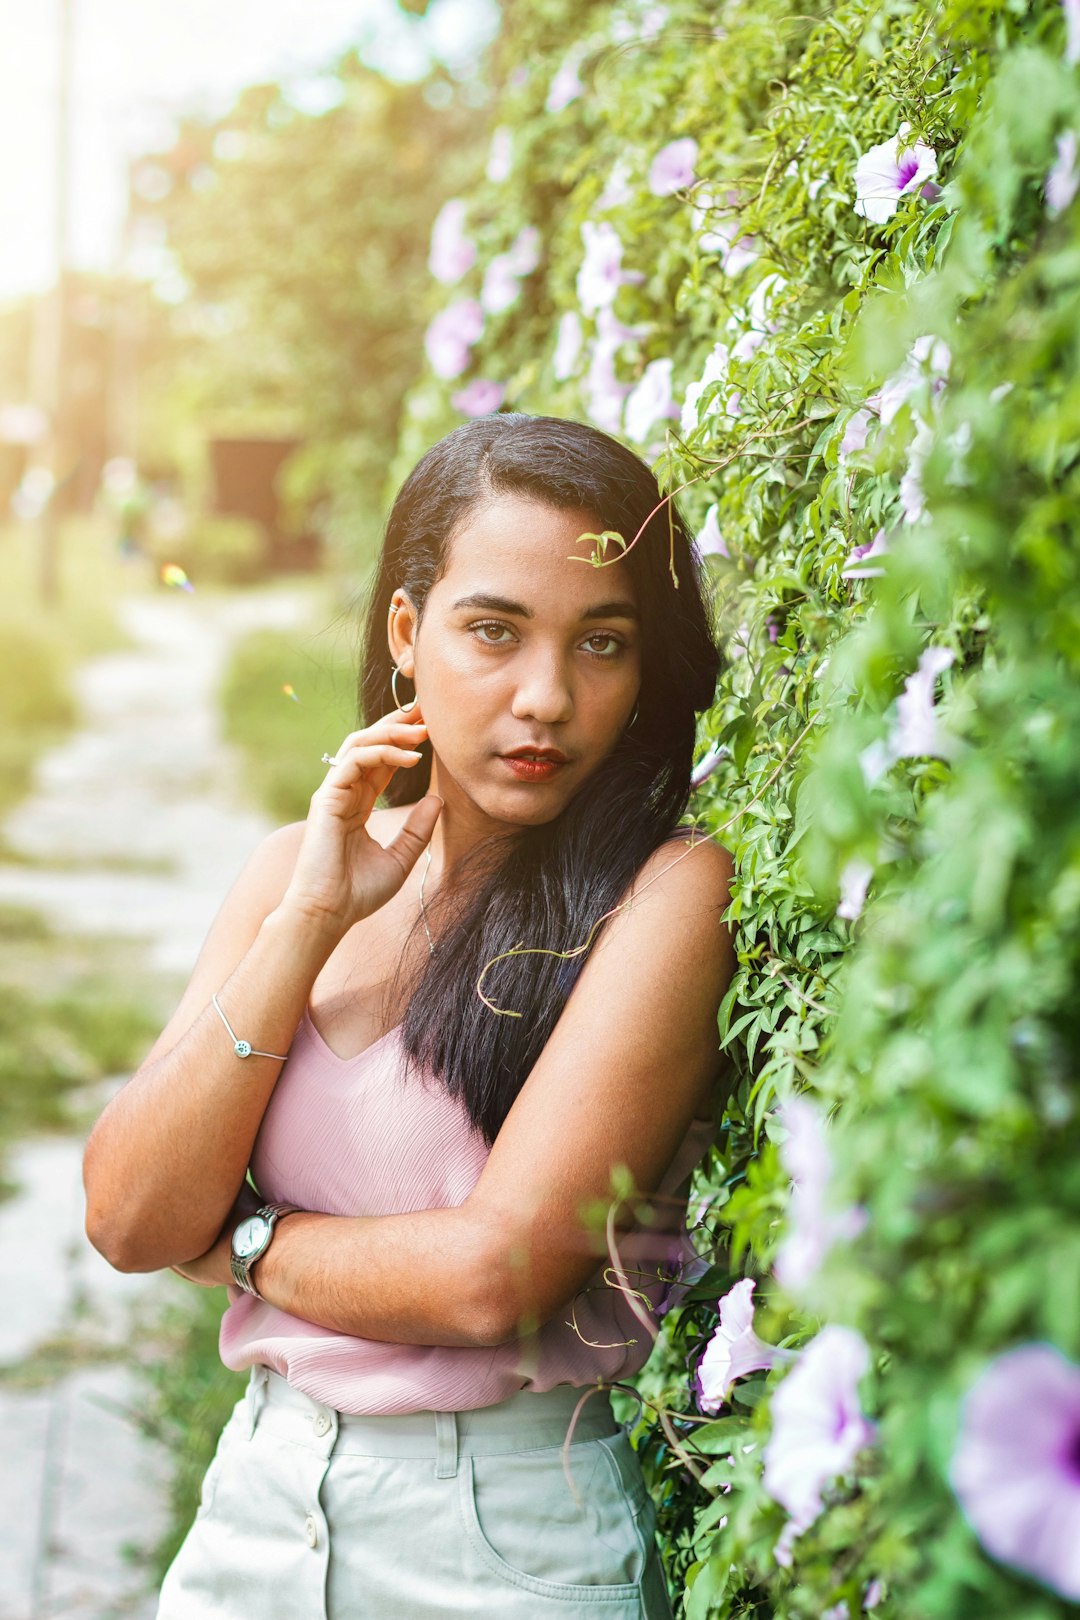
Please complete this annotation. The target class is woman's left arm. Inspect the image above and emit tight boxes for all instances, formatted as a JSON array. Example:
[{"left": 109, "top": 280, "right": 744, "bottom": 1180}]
[{"left": 178, "top": 835, "right": 736, "bottom": 1349}]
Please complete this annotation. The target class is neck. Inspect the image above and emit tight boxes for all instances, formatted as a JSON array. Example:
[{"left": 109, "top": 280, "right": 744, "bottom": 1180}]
[{"left": 425, "top": 755, "right": 518, "bottom": 885}]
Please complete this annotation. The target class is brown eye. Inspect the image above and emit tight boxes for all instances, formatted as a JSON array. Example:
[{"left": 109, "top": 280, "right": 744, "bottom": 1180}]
[
  {"left": 581, "top": 633, "right": 623, "bottom": 659},
  {"left": 470, "top": 620, "right": 515, "bottom": 646}
]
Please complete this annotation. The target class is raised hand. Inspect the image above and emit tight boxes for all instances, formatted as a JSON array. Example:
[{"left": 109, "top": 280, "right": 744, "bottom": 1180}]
[{"left": 280, "top": 700, "right": 442, "bottom": 940}]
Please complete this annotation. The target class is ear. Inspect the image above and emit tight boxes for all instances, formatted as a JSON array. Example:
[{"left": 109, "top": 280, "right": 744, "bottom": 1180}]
[{"left": 387, "top": 589, "right": 419, "bottom": 677}]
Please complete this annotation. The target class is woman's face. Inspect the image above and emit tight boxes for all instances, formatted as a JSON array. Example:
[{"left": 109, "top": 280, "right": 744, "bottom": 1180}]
[{"left": 388, "top": 493, "right": 642, "bottom": 832}]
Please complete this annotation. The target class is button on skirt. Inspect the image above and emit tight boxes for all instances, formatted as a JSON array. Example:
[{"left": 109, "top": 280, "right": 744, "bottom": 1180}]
[{"left": 155, "top": 1366, "right": 674, "bottom": 1619}]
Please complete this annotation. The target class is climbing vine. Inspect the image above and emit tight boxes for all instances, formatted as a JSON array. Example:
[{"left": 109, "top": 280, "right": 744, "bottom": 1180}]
[{"left": 395, "top": 1, "right": 1080, "bottom": 1615}]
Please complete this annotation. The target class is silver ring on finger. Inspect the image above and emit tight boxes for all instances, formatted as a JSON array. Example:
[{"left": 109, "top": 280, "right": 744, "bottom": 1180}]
[{"left": 320, "top": 752, "right": 339, "bottom": 766}]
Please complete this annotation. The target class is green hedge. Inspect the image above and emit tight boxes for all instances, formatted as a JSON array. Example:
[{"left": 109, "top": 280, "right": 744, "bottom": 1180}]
[{"left": 394, "top": 2, "right": 1080, "bottom": 1616}]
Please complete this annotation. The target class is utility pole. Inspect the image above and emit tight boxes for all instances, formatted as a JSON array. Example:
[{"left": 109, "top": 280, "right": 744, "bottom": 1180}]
[{"left": 31, "top": 0, "right": 75, "bottom": 605}]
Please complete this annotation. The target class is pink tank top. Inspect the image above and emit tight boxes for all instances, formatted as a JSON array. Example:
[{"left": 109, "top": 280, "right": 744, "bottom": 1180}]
[{"left": 219, "top": 1005, "right": 715, "bottom": 1415}]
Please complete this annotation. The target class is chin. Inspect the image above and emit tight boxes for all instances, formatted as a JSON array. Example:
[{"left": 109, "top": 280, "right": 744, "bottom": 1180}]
[{"left": 484, "top": 789, "right": 568, "bottom": 827}]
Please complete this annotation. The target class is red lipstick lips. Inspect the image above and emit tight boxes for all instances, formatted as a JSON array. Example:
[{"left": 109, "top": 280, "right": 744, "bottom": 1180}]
[{"left": 500, "top": 745, "right": 569, "bottom": 782}]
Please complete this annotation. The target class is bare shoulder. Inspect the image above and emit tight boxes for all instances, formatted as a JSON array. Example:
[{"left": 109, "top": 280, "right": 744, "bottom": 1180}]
[
  {"left": 621, "top": 829, "right": 738, "bottom": 946},
  {"left": 626, "top": 828, "right": 735, "bottom": 920}
]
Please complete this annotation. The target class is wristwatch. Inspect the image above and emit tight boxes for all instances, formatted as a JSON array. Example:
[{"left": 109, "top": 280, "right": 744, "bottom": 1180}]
[{"left": 230, "top": 1202, "right": 300, "bottom": 1298}]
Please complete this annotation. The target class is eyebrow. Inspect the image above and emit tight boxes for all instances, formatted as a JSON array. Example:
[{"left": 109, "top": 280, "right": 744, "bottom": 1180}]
[{"left": 449, "top": 592, "right": 640, "bottom": 623}]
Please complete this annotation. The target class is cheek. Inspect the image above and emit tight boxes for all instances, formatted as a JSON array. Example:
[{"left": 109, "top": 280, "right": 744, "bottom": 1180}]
[{"left": 422, "top": 646, "right": 503, "bottom": 742}]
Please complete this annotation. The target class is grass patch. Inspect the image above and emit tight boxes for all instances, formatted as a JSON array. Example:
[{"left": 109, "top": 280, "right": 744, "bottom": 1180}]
[
  {"left": 0, "top": 976, "right": 164, "bottom": 1150},
  {"left": 0, "top": 516, "right": 139, "bottom": 818},
  {"left": 0, "top": 905, "right": 173, "bottom": 1189},
  {"left": 135, "top": 1283, "right": 246, "bottom": 1580},
  {"left": 220, "top": 615, "right": 360, "bottom": 822}
]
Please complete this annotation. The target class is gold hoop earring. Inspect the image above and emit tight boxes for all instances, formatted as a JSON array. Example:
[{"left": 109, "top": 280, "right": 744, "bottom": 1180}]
[{"left": 391, "top": 665, "right": 417, "bottom": 713}]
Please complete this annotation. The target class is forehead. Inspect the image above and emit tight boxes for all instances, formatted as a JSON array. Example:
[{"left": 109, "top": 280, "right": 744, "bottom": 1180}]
[{"left": 435, "top": 493, "right": 636, "bottom": 609}]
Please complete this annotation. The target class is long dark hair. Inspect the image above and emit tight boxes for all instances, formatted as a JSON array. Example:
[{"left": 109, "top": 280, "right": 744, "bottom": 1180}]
[{"left": 359, "top": 412, "right": 721, "bottom": 1143}]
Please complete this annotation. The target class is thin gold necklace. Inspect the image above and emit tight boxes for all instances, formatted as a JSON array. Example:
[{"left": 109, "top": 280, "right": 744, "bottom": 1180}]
[{"left": 418, "top": 845, "right": 435, "bottom": 955}]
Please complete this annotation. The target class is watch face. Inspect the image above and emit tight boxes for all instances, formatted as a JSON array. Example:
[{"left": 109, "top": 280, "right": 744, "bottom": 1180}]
[{"left": 233, "top": 1214, "right": 270, "bottom": 1260}]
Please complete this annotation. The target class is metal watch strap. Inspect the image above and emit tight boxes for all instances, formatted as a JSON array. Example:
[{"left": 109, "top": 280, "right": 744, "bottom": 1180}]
[{"left": 230, "top": 1202, "right": 300, "bottom": 1298}]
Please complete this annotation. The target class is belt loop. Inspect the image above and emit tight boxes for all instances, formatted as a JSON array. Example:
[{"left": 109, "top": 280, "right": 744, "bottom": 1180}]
[{"left": 434, "top": 1409, "right": 459, "bottom": 1479}]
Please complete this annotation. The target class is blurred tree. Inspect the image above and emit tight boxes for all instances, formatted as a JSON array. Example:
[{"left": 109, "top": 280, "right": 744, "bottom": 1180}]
[{"left": 133, "top": 57, "right": 486, "bottom": 571}]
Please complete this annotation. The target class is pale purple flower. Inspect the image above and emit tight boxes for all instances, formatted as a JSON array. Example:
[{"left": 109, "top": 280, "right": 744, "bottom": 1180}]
[
  {"left": 899, "top": 417, "right": 934, "bottom": 524},
  {"left": 728, "top": 327, "right": 764, "bottom": 363},
  {"left": 585, "top": 335, "right": 631, "bottom": 433},
  {"left": 597, "top": 158, "right": 634, "bottom": 211},
  {"left": 546, "top": 44, "right": 586, "bottom": 114},
  {"left": 892, "top": 644, "right": 955, "bottom": 758},
  {"left": 807, "top": 171, "right": 829, "bottom": 200},
  {"left": 596, "top": 302, "right": 648, "bottom": 349},
  {"left": 690, "top": 742, "right": 728, "bottom": 788},
  {"left": 655, "top": 1249, "right": 710, "bottom": 1317},
  {"left": 860, "top": 643, "right": 955, "bottom": 782},
  {"left": 726, "top": 272, "right": 785, "bottom": 361},
  {"left": 1064, "top": 0, "right": 1080, "bottom": 65},
  {"left": 870, "top": 334, "right": 951, "bottom": 426},
  {"left": 689, "top": 185, "right": 731, "bottom": 252},
  {"left": 839, "top": 407, "right": 874, "bottom": 463},
  {"left": 857, "top": 738, "right": 894, "bottom": 787},
  {"left": 480, "top": 254, "right": 522, "bottom": 316},
  {"left": 506, "top": 225, "right": 541, "bottom": 276},
  {"left": 624, "top": 357, "right": 678, "bottom": 443},
  {"left": 611, "top": 4, "right": 667, "bottom": 41},
  {"left": 853, "top": 122, "right": 939, "bottom": 224},
  {"left": 722, "top": 236, "right": 760, "bottom": 277},
  {"left": 864, "top": 1578, "right": 885, "bottom": 1608},
  {"left": 576, "top": 220, "right": 643, "bottom": 314},
  {"left": 950, "top": 1343, "right": 1080, "bottom": 1601},
  {"left": 485, "top": 125, "right": 513, "bottom": 184},
  {"left": 649, "top": 137, "right": 698, "bottom": 197},
  {"left": 428, "top": 198, "right": 476, "bottom": 285},
  {"left": 746, "top": 272, "right": 786, "bottom": 331},
  {"left": 841, "top": 527, "right": 890, "bottom": 579},
  {"left": 553, "top": 310, "right": 584, "bottom": 381},
  {"left": 690, "top": 186, "right": 759, "bottom": 272},
  {"left": 837, "top": 858, "right": 873, "bottom": 921},
  {"left": 763, "top": 1325, "right": 877, "bottom": 1565},
  {"left": 681, "top": 343, "right": 736, "bottom": 435},
  {"left": 424, "top": 298, "right": 484, "bottom": 380},
  {"left": 698, "top": 1280, "right": 794, "bottom": 1412},
  {"left": 582, "top": 304, "right": 646, "bottom": 429},
  {"left": 450, "top": 378, "right": 505, "bottom": 417},
  {"left": 773, "top": 1096, "right": 867, "bottom": 1292},
  {"left": 695, "top": 501, "right": 729, "bottom": 559},
  {"left": 945, "top": 419, "right": 973, "bottom": 487},
  {"left": 1046, "top": 129, "right": 1079, "bottom": 217}
]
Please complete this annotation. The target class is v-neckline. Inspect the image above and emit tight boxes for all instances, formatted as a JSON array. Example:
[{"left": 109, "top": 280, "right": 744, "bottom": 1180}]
[
  {"left": 303, "top": 1008, "right": 711, "bottom": 1126},
  {"left": 303, "top": 1005, "right": 403, "bottom": 1067}
]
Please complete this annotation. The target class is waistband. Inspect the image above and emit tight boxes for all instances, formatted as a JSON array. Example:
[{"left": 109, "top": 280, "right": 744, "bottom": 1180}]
[{"left": 242, "top": 1366, "right": 621, "bottom": 1476}]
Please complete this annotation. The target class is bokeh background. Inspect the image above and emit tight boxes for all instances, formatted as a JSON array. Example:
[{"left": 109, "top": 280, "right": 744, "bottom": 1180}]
[{"left": 3, "top": 2, "right": 1079, "bottom": 1618}]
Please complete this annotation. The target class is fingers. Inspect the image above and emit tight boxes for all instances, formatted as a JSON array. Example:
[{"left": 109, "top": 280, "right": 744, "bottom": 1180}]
[
  {"left": 319, "top": 743, "right": 425, "bottom": 806},
  {"left": 329, "top": 716, "right": 428, "bottom": 760},
  {"left": 384, "top": 794, "right": 444, "bottom": 875}
]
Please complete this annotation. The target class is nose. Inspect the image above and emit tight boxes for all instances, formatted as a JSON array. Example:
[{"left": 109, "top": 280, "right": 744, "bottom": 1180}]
[{"left": 509, "top": 648, "right": 574, "bottom": 726}]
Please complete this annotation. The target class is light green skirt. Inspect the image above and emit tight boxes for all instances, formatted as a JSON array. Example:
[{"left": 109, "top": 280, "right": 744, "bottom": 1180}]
[{"left": 155, "top": 1365, "right": 674, "bottom": 1618}]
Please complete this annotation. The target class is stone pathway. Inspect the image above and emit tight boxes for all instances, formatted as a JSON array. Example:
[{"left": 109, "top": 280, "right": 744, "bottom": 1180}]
[{"left": 0, "top": 584, "right": 314, "bottom": 1619}]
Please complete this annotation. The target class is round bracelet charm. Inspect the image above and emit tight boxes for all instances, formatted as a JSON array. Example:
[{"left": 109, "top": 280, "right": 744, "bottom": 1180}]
[{"left": 234, "top": 1039, "right": 252, "bottom": 1058}]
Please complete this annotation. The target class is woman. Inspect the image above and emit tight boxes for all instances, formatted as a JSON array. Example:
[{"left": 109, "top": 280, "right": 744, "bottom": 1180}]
[{"left": 84, "top": 412, "right": 735, "bottom": 1618}]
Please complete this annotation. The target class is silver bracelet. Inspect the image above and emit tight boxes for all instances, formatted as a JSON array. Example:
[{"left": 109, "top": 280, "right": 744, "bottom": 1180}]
[{"left": 211, "top": 991, "right": 291, "bottom": 1061}]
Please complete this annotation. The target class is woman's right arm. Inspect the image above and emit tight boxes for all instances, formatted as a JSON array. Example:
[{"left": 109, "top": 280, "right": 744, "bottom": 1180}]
[{"left": 83, "top": 708, "right": 442, "bottom": 1274}]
